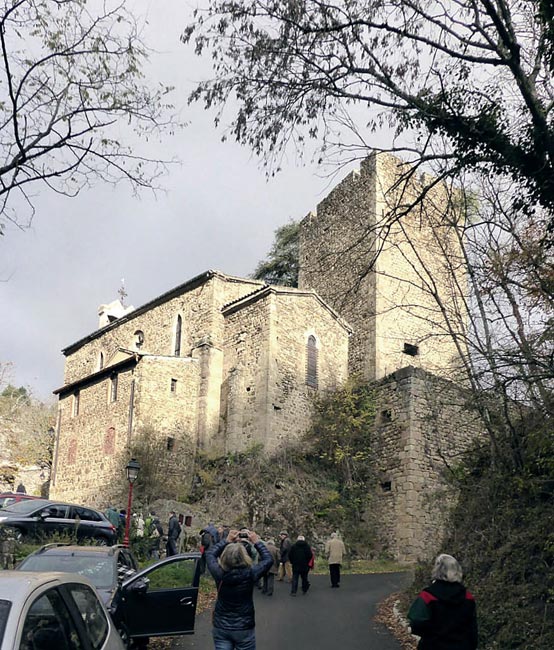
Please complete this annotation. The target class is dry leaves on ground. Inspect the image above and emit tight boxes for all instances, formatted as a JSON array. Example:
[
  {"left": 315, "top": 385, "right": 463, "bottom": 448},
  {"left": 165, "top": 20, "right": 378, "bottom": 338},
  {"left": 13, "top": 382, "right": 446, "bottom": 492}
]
[{"left": 375, "top": 592, "right": 418, "bottom": 650}]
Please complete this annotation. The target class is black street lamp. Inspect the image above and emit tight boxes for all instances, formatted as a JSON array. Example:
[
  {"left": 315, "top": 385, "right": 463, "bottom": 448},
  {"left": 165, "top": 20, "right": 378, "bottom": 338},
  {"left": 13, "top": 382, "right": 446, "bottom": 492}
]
[{"left": 123, "top": 458, "right": 140, "bottom": 547}]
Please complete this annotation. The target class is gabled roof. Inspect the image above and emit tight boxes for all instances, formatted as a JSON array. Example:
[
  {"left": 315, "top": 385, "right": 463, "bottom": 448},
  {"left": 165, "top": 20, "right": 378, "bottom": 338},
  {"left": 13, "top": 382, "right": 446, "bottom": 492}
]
[
  {"left": 222, "top": 285, "right": 352, "bottom": 333},
  {"left": 53, "top": 352, "right": 141, "bottom": 396},
  {"left": 62, "top": 270, "right": 264, "bottom": 356}
]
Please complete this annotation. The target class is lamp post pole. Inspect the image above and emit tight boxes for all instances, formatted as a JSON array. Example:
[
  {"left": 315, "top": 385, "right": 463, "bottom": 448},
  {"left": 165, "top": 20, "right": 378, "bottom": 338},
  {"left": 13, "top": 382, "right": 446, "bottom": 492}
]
[{"left": 123, "top": 458, "right": 140, "bottom": 548}]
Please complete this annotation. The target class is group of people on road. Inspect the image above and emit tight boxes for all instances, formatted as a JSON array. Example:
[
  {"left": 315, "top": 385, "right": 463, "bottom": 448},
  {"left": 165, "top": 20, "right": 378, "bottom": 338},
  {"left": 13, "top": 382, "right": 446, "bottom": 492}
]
[
  {"left": 103, "top": 505, "right": 477, "bottom": 650},
  {"left": 202, "top": 527, "right": 348, "bottom": 650},
  {"left": 202, "top": 524, "right": 477, "bottom": 650}
]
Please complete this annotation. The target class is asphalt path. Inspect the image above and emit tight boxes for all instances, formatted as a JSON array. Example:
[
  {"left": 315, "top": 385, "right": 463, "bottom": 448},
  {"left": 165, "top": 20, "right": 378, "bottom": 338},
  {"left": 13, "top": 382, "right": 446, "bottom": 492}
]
[{"left": 172, "top": 571, "right": 411, "bottom": 650}]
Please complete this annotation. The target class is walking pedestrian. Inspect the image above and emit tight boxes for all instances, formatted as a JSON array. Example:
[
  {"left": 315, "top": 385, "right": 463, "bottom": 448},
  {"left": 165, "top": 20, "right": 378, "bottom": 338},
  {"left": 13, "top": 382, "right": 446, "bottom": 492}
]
[
  {"left": 199, "top": 525, "right": 216, "bottom": 574},
  {"left": 277, "top": 530, "right": 292, "bottom": 582},
  {"left": 104, "top": 505, "right": 120, "bottom": 530},
  {"left": 325, "top": 532, "right": 346, "bottom": 588},
  {"left": 206, "top": 528, "right": 273, "bottom": 649},
  {"left": 261, "top": 539, "right": 280, "bottom": 596},
  {"left": 146, "top": 511, "right": 163, "bottom": 559},
  {"left": 166, "top": 511, "right": 181, "bottom": 557},
  {"left": 408, "top": 553, "right": 478, "bottom": 650},
  {"left": 289, "top": 535, "right": 313, "bottom": 596}
]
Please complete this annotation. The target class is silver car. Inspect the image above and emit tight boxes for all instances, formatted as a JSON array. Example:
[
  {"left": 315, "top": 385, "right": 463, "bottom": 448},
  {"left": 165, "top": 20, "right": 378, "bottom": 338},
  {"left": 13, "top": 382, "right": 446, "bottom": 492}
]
[{"left": 0, "top": 571, "right": 125, "bottom": 650}]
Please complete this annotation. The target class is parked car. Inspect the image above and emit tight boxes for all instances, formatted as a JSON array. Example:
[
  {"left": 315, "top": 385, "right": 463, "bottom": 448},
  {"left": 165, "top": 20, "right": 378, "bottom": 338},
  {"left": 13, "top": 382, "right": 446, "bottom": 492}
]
[
  {"left": 0, "top": 494, "right": 41, "bottom": 510},
  {"left": 0, "top": 499, "right": 117, "bottom": 544},
  {"left": 16, "top": 544, "right": 201, "bottom": 647},
  {"left": 0, "top": 570, "right": 125, "bottom": 650}
]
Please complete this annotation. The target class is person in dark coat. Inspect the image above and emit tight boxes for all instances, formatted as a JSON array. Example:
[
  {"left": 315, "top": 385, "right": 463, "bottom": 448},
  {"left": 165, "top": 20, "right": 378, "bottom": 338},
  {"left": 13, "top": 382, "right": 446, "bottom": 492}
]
[
  {"left": 199, "top": 526, "right": 217, "bottom": 574},
  {"left": 408, "top": 554, "right": 478, "bottom": 650},
  {"left": 206, "top": 528, "right": 273, "bottom": 650},
  {"left": 277, "top": 530, "right": 292, "bottom": 582},
  {"left": 261, "top": 539, "right": 280, "bottom": 596},
  {"left": 166, "top": 511, "right": 181, "bottom": 557},
  {"left": 288, "top": 535, "right": 313, "bottom": 596}
]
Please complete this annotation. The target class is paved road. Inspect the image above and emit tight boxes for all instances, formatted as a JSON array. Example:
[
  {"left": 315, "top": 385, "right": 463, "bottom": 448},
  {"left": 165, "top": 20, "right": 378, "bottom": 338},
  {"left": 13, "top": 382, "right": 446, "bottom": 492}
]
[{"left": 172, "top": 572, "right": 410, "bottom": 650}]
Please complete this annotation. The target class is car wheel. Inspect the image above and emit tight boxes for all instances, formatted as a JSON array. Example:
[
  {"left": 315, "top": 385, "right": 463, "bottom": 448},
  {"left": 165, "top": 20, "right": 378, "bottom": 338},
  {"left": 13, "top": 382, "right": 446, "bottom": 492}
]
[{"left": 97, "top": 536, "right": 109, "bottom": 546}]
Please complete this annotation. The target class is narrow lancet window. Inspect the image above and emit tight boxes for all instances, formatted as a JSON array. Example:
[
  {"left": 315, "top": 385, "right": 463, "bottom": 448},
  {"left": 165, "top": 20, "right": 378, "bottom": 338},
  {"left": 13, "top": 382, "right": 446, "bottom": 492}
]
[
  {"left": 174, "top": 315, "right": 182, "bottom": 356},
  {"left": 306, "top": 335, "right": 318, "bottom": 388}
]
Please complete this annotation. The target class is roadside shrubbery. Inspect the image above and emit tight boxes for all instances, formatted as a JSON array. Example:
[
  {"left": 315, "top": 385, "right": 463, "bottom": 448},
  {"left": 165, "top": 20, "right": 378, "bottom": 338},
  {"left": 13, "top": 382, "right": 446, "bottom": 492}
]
[{"left": 414, "top": 436, "right": 554, "bottom": 650}]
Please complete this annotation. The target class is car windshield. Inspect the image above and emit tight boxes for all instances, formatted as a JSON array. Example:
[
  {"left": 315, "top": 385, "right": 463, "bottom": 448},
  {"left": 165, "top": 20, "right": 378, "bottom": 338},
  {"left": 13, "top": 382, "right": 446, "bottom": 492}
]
[
  {"left": 0, "top": 599, "right": 11, "bottom": 646},
  {"left": 18, "top": 554, "right": 115, "bottom": 589},
  {"left": 0, "top": 496, "right": 15, "bottom": 509},
  {"left": 2, "top": 499, "right": 51, "bottom": 515}
]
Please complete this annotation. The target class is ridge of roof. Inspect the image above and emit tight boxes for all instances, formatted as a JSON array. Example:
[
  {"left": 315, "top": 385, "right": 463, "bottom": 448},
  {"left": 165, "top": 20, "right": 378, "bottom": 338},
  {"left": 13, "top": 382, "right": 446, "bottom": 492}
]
[
  {"left": 53, "top": 353, "right": 141, "bottom": 395},
  {"left": 62, "top": 271, "right": 264, "bottom": 356},
  {"left": 222, "top": 284, "right": 352, "bottom": 333}
]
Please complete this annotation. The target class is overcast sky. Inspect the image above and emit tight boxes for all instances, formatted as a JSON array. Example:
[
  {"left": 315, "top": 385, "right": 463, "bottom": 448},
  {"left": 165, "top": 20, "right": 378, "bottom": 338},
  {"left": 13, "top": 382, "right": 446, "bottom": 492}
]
[{"left": 0, "top": 0, "right": 388, "bottom": 402}]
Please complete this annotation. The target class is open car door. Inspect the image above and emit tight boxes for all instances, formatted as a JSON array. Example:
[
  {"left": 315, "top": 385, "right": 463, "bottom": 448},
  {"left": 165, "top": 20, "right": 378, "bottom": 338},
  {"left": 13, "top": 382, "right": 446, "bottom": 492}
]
[{"left": 120, "top": 553, "right": 201, "bottom": 639}]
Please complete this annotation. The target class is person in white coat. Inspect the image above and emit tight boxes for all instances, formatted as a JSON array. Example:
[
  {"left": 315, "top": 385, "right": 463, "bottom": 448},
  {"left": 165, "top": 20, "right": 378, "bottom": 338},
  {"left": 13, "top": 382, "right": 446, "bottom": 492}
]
[{"left": 324, "top": 532, "right": 346, "bottom": 588}]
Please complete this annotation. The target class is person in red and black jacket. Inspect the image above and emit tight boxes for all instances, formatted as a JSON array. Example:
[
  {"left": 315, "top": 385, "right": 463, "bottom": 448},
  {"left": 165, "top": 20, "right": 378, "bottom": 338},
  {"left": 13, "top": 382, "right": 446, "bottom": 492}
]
[{"left": 408, "top": 554, "right": 478, "bottom": 650}]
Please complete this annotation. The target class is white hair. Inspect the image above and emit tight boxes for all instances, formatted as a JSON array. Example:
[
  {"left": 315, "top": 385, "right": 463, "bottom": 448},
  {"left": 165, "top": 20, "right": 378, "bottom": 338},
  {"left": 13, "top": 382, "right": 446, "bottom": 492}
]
[{"left": 432, "top": 554, "right": 463, "bottom": 583}]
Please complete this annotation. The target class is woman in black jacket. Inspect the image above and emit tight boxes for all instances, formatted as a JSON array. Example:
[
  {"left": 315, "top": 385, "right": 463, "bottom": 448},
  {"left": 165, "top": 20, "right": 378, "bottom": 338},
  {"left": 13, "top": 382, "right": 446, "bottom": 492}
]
[
  {"left": 206, "top": 528, "right": 273, "bottom": 650},
  {"left": 408, "top": 554, "right": 478, "bottom": 650}
]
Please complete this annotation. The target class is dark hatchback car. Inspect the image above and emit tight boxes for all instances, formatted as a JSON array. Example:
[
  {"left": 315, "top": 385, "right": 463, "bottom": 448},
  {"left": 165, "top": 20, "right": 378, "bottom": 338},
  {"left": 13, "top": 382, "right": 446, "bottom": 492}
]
[
  {"left": 17, "top": 544, "right": 202, "bottom": 647},
  {"left": 0, "top": 498, "right": 117, "bottom": 543}
]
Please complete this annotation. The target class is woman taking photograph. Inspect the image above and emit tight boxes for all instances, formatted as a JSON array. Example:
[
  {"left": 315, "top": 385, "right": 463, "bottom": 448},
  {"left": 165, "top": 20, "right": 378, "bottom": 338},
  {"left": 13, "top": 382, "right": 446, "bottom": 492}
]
[{"left": 206, "top": 528, "right": 273, "bottom": 650}]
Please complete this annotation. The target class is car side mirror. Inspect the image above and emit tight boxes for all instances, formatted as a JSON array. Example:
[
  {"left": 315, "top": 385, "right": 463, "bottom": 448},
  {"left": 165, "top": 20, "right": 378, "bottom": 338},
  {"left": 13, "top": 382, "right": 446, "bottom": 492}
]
[
  {"left": 125, "top": 578, "right": 148, "bottom": 595},
  {"left": 40, "top": 511, "right": 50, "bottom": 519}
]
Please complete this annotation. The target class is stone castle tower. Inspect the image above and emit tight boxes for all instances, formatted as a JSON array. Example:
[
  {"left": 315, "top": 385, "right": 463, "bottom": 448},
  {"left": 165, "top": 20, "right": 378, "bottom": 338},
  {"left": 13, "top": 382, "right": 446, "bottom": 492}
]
[
  {"left": 299, "top": 153, "right": 468, "bottom": 382},
  {"left": 50, "top": 152, "right": 480, "bottom": 561}
]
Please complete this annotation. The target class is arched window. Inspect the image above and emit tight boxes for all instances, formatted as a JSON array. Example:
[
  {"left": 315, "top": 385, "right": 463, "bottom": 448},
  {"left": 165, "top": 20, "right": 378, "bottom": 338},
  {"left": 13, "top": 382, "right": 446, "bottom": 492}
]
[
  {"left": 109, "top": 374, "right": 118, "bottom": 403},
  {"left": 174, "top": 315, "right": 182, "bottom": 356},
  {"left": 134, "top": 330, "right": 145, "bottom": 350},
  {"left": 306, "top": 335, "right": 318, "bottom": 388}
]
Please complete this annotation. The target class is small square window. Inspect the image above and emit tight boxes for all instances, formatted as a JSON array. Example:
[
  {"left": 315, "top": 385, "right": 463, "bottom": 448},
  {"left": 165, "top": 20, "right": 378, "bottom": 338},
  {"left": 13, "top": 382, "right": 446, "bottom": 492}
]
[
  {"left": 170, "top": 378, "right": 177, "bottom": 393},
  {"left": 380, "top": 481, "right": 392, "bottom": 492},
  {"left": 381, "top": 409, "right": 392, "bottom": 423},
  {"left": 403, "top": 342, "right": 419, "bottom": 356}
]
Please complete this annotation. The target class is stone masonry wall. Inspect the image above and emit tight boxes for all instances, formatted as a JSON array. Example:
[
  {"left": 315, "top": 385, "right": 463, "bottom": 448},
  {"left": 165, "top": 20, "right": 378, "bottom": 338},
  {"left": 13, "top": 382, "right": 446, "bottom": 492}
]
[
  {"left": 268, "top": 292, "right": 349, "bottom": 451},
  {"left": 221, "top": 293, "right": 272, "bottom": 452},
  {"left": 133, "top": 356, "right": 200, "bottom": 437},
  {"left": 372, "top": 155, "right": 468, "bottom": 381},
  {"left": 371, "top": 366, "right": 484, "bottom": 561},
  {"left": 51, "top": 366, "right": 136, "bottom": 507},
  {"left": 221, "top": 289, "right": 350, "bottom": 453},
  {"left": 299, "top": 153, "right": 468, "bottom": 383},
  {"left": 51, "top": 355, "right": 201, "bottom": 509},
  {"left": 298, "top": 160, "right": 377, "bottom": 380}
]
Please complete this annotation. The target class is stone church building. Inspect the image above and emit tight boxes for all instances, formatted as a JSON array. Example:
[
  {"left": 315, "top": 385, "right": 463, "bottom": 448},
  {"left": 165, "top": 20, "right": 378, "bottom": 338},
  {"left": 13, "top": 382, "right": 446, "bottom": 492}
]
[{"left": 50, "top": 153, "right": 482, "bottom": 560}]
